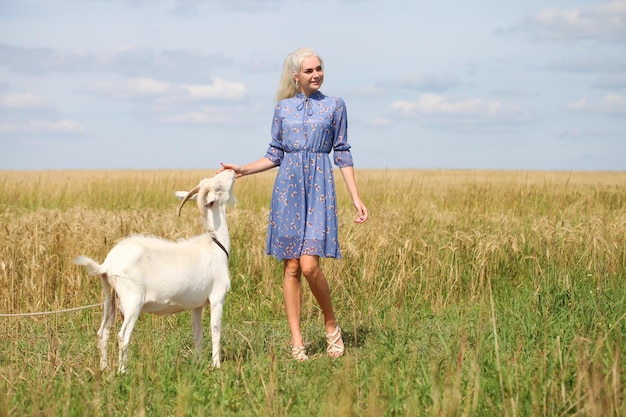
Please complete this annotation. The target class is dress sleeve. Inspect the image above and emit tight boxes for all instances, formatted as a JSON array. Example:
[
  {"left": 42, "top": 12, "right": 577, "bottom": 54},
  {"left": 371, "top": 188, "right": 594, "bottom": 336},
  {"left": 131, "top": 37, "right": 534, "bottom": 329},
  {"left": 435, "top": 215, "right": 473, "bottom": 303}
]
[
  {"left": 264, "top": 104, "right": 284, "bottom": 165},
  {"left": 332, "top": 97, "right": 354, "bottom": 167}
]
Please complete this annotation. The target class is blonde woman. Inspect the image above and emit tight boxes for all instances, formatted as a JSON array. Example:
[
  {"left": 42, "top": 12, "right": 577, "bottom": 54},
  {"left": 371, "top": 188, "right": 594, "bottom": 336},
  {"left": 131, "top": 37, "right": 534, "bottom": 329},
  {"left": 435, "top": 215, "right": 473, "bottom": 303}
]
[{"left": 220, "top": 47, "right": 368, "bottom": 361}]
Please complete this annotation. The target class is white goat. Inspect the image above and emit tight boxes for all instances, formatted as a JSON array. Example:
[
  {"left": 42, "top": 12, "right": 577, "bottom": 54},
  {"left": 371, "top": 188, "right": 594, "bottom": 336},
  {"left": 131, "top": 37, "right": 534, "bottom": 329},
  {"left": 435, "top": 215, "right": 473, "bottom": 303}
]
[{"left": 74, "top": 169, "right": 236, "bottom": 373}]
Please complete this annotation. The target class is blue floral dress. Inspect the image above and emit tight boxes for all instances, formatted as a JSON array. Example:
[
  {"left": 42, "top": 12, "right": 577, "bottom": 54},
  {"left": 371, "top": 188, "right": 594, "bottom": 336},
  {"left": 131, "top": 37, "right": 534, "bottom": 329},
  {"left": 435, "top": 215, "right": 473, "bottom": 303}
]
[{"left": 264, "top": 91, "right": 354, "bottom": 260}]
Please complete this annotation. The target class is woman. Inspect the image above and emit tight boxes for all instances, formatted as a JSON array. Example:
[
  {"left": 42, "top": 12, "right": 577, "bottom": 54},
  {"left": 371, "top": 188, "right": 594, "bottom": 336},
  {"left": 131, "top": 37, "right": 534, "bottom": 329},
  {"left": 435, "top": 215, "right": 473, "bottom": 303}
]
[{"left": 220, "top": 47, "right": 368, "bottom": 361}]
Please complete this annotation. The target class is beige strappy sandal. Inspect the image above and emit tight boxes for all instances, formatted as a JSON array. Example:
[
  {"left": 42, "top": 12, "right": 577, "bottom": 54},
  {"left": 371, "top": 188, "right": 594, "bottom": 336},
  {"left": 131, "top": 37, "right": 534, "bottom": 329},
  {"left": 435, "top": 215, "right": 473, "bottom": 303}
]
[
  {"left": 291, "top": 345, "right": 308, "bottom": 361},
  {"left": 326, "top": 325, "right": 344, "bottom": 358}
]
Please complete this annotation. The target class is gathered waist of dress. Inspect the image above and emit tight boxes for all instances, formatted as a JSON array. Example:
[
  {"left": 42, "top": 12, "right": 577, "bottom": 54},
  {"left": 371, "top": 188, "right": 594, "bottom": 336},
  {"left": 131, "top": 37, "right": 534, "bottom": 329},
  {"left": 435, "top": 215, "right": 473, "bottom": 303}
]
[{"left": 284, "top": 149, "right": 330, "bottom": 154}]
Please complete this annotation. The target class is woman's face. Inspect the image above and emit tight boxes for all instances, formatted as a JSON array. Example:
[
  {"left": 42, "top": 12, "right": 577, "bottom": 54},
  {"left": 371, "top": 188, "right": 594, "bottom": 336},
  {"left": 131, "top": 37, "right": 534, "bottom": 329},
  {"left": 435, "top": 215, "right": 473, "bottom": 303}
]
[{"left": 295, "top": 56, "right": 324, "bottom": 96}]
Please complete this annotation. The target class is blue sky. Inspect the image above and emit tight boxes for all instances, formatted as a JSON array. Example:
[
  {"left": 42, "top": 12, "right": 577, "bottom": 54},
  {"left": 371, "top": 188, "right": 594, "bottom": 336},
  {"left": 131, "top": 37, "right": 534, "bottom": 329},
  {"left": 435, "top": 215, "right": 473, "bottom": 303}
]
[{"left": 1, "top": 0, "right": 625, "bottom": 171}]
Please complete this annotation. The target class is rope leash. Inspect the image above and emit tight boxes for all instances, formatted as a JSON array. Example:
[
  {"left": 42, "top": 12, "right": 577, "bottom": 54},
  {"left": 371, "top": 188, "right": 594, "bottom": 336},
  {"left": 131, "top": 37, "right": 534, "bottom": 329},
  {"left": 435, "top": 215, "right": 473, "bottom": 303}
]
[{"left": 0, "top": 303, "right": 101, "bottom": 317}]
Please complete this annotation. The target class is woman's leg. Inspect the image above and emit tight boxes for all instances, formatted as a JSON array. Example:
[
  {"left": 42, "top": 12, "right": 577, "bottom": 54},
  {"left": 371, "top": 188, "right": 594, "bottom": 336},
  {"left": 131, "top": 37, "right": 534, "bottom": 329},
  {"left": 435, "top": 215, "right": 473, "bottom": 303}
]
[
  {"left": 283, "top": 258, "right": 304, "bottom": 348},
  {"left": 299, "top": 255, "right": 340, "bottom": 335}
]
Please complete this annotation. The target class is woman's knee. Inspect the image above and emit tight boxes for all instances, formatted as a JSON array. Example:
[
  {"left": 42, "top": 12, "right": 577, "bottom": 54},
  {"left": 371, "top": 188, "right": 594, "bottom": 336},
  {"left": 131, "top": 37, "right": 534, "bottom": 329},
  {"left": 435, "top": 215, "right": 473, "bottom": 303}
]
[
  {"left": 299, "top": 256, "right": 321, "bottom": 279},
  {"left": 283, "top": 259, "right": 301, "bottom": 279}
]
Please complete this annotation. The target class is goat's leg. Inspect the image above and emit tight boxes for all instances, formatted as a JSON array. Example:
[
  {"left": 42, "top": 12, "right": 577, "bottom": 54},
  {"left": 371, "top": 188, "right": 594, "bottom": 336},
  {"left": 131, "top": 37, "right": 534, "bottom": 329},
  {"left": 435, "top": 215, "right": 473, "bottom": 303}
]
[
  {"left": 208, "top": 294, "right": 226, "bottom": 368},
  {"left": 191, "top": 307, "right": 204, "bottom": 362},
  {"left": 97, "top": 277, "right": 116, "bottom": 371},
  {"left": 116, "top": 301, "right": 141, "bottom": 374}
]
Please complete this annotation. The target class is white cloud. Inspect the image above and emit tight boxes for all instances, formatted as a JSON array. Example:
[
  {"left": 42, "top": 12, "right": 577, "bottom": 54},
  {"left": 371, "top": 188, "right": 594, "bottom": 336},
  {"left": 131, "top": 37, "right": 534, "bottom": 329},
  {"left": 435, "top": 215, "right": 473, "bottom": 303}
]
[
  {"left": 343, "top": 85, "right": 386, "bottom": 99},
  {"left": 365, "top": 117, "right": 394, "bottom": 128},
  {"left": 0, "top": 93, "right": 47, "bottom": 108},
  {"left": 513, "top": 0, "right": 626, "bottom": 41},
  {"left": 128, "top": 78, "right": 171, "bottom": 95},
  {"left": 83, "top": 77, "right": 245, "bottom": 102},
  {"left": 387, "top": 72, "right": 461, "bottom": 92},
  {"left": 390, "top": 94, "right": 529, "bottom": 127},
  {"left": 565, "top": 93, "right": 626, "bottom": 114},
  {"left": 0, "top": 119, "right": 85, "bottom": 134},
  {"left": 0, "top": 43, "right": 97, "bottom": 74},
  {"left": 83, "top": 78, "right": 171, "bottom": 99},
  {"left": 558, "top": 128, "right": 615, "bottom": 139},
  {"left": 181, "top": 78, "right": 246, "bottom": 100},
  {"left": 0, "top": 43, "right": 232, "bottom": 81},
  {"left": 163, "top": 105, "right": 247, "bottom": 124},
  {"left": 547, "top": 59, "right": 626, "bottom": 73}
]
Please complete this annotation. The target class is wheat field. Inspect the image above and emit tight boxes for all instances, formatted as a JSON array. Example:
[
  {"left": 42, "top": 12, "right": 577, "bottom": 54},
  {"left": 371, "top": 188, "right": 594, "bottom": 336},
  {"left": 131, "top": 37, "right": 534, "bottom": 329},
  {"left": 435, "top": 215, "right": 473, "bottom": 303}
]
[{"left": 1, "top": 169, "right": 625, "bottom": 416}]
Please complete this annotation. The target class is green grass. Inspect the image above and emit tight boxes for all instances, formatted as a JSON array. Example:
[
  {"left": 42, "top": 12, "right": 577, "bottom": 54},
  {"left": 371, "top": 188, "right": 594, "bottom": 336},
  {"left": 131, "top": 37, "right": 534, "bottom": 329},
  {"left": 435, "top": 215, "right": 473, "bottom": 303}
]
[{"left": 0, "top": 169, "right": 625, "bottom": 416}]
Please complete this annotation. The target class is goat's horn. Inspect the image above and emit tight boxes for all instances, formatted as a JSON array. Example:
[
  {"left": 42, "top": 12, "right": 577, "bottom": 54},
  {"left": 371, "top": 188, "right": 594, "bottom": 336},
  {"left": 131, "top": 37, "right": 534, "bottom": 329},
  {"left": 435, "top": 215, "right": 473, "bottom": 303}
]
[{"left": 177, "top": 185, "right": 200, "bottom": 217}]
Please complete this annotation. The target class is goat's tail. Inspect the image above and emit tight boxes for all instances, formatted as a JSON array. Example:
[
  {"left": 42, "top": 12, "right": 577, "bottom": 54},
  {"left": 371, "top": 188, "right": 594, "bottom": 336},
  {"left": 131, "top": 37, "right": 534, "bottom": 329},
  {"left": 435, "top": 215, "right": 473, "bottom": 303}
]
[{"left": 73, "top": 255, "right": 104, "bottom": 277}]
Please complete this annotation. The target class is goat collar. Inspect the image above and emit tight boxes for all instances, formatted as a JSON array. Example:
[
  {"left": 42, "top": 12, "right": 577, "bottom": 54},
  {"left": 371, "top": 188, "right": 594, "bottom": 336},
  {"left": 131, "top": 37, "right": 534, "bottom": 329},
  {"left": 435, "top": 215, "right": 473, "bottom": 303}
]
[{"left": 212, "top": 236, "right": 229, "bottom": 259}]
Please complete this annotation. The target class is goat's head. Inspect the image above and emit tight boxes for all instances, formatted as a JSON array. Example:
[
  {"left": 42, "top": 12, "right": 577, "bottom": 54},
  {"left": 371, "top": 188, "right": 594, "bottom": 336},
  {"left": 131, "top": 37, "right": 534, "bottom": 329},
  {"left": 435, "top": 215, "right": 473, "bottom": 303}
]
[{"left": 178, "top": 170, "right": 237, "bottom": 217}]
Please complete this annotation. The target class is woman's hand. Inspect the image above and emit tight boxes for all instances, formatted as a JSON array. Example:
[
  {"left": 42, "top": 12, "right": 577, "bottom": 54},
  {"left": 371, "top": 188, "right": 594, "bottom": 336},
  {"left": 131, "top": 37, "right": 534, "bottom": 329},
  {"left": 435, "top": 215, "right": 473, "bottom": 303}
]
[
  {"left": 353, "top": 198, "right": 368, "bottom": 224},
  {"left": 218, "top": 158, "right": 276, "bottom": 178},
  {"left": 218, "top": 163, "right": 243, "bottom": 177}
]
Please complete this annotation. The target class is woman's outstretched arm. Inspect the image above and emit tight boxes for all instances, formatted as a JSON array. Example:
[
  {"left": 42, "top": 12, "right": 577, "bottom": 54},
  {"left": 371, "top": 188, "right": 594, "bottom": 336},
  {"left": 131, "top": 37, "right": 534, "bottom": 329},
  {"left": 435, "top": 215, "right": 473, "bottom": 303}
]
[{"left": 219, "top": 158, "right": 277, "bottom": 178}]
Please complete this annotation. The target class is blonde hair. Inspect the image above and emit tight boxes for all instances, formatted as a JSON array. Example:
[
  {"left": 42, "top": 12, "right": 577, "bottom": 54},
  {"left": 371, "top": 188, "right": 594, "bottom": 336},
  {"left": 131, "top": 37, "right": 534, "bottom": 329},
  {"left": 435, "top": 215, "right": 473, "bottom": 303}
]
[{"left": 275, "top": 48, "right": 324, "bottom": 102}]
